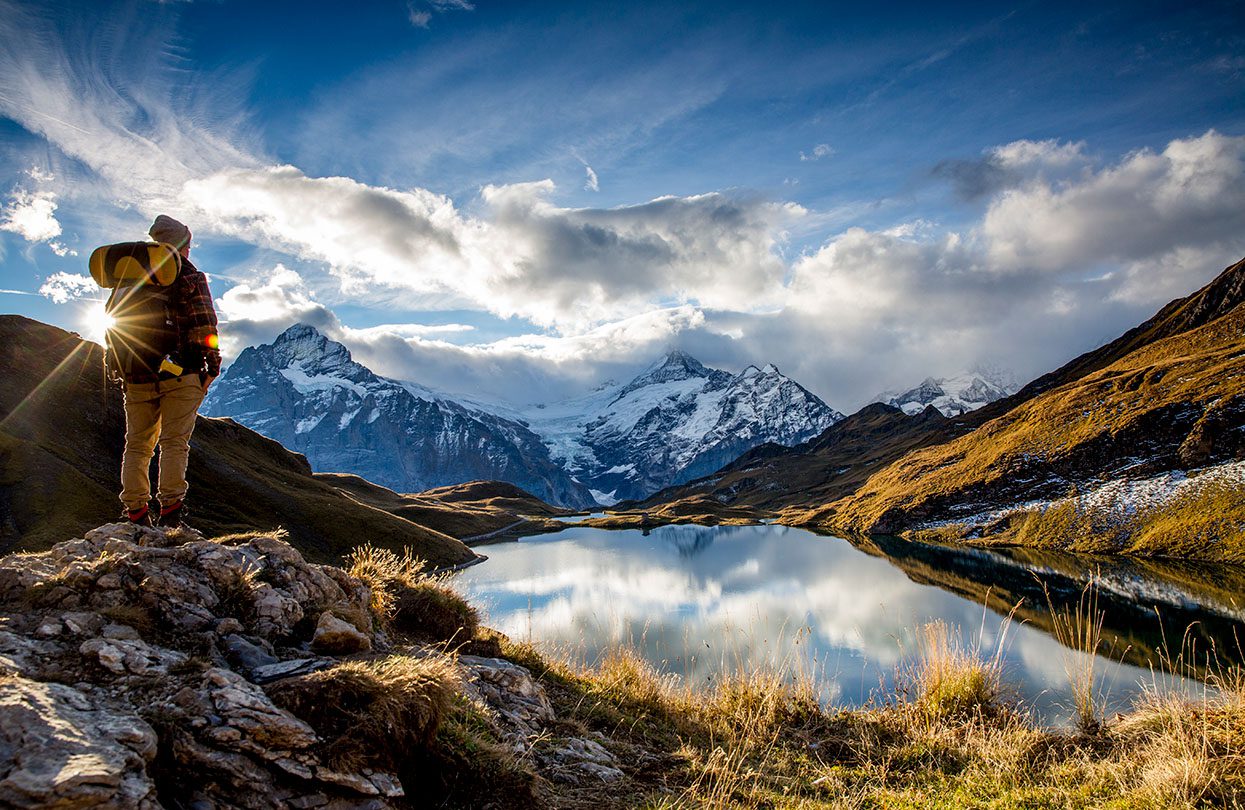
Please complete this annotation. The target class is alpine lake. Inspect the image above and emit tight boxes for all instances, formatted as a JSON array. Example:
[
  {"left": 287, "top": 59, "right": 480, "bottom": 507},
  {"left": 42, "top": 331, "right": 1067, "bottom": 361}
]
[{"left": 452, "top": 521, "right": 1245, "bottom": 725}]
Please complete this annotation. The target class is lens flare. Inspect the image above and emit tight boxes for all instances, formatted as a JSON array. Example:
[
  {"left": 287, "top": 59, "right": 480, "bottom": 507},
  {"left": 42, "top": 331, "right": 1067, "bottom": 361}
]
[{"left": 83, "top": 307, "right": 116, "bottom": 344}]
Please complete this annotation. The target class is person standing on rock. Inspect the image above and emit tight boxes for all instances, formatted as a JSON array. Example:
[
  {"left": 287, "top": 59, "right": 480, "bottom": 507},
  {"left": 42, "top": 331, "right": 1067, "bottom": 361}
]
[{"left": 107, "top": 215, "right": 221, "bottom": 528}]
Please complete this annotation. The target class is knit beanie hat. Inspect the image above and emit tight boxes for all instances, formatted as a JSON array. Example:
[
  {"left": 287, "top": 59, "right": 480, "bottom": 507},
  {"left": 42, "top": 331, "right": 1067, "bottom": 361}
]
[{"left": 149, "top": 214, "right": 191, "bottom": 250}]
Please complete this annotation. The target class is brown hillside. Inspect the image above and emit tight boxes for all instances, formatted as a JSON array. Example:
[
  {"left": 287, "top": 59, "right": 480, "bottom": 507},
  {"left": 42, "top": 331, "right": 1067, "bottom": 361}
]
[
  {"left": 0, "top": 315, "right": 475, "bottom": 566},
  {"left": 808, "top": 265, "right": 1245, "bottom": 549},
  {"left": 958, "top": 254, "right": 1245, "bottom": 428},
  {"left": 319, "top": 474, "right": 571, "bottom": 540}
]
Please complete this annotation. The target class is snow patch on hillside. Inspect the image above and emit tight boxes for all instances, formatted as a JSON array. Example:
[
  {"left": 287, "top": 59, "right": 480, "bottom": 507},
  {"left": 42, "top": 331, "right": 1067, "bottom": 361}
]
[{"left": 921, "top": 459, "right": 1245, "bottom": 531}]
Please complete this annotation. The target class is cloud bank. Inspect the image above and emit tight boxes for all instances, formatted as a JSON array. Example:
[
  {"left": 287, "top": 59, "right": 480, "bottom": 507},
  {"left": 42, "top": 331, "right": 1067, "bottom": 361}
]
[{"left": 5, "top": 3, "right": 1245, "bottom": 410}]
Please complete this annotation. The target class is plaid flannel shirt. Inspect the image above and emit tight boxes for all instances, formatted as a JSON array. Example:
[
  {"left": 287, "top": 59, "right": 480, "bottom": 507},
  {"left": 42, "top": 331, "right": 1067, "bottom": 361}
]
[{"left": 175, "top": 258, "right": 221, "bottom": 376}]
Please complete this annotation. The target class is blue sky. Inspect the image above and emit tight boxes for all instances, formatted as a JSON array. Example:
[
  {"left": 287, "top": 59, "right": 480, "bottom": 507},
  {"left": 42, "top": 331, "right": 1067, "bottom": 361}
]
[{"left": 1, "top": 0, "right": 1243, "bottom": 408}]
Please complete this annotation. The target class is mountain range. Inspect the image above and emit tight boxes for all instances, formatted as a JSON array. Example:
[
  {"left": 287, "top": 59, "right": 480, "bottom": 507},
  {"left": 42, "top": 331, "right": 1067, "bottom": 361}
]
[
  {"left": 874, "top": 367, "right": 1017, "bottom": 417},
  {"left": 202, "top": 324, "right": 597, "bottom": 508},
  {"left": 203, "top": 328, "right": 843, "bottom": 506}
]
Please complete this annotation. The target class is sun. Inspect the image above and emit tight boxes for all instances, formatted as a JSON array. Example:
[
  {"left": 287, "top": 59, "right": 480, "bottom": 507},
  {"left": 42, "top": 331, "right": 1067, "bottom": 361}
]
[{"left": 82, "top": 305, "right": 115, "bottom": 345}]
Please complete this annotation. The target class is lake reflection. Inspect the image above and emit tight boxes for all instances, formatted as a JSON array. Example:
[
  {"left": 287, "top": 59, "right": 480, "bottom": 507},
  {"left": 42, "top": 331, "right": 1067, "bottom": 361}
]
[{"left": 453, "top": 523, "right": 1243, "bottom": 724}]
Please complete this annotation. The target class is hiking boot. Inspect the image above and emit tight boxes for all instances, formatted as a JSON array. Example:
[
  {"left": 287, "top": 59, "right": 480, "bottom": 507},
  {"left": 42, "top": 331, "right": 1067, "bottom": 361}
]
[
  {"left": 158, "top": 501, "right": 187, "bottom": 529},
  {"left": 123, "top": 506, "right": 153, "bottom": 527}
]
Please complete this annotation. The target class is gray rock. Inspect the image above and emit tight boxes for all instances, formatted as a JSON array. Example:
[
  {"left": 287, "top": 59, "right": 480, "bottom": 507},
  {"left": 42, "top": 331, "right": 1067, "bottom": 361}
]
[
  {"left": 576, "top": 762, "right": 625, "bottom": 782},
  {"left": 224, "top": 634, "right": 279, "bottom": 673},
  {"left": 459, "top": 655, "right": 555, "bottom": 751},
  {"left": 80, "top": 636, "right": 188, "bottom": 676},
  {"left": 0, "top": 524, "right": 397, "bottom": 808},
  {"left": 0, "top": 675, "right": 159, "bottom": 808},
  {"left": 251, "top": 658, "right": 332, "bottom": 685}
]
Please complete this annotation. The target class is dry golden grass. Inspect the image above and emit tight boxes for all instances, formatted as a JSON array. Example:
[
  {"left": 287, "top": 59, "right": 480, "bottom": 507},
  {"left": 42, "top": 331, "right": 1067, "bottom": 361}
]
[
  {"left": 496, "top": 612, "right": 1245, "bottom": 809},
  {"left": 1127, "top": 478, "right": 1245, "bottom": 562},
  {"left": 819, "top": 302, "right": 1245, "bottom": 555},
  {"left": 267, "top": 653, "right": 459, "bottom": 772},
  {"left": 345, "top": 543, "right": 479, "bottom": 643},
  {"left": 908, "top": 620, "right": 1006, "bottom": 722},
  {"left": 1046, "top": 578, "right": 1109, "bottom": 735},
  {"left": 345, "top": 543, "right": 429, "bottom": 619}
]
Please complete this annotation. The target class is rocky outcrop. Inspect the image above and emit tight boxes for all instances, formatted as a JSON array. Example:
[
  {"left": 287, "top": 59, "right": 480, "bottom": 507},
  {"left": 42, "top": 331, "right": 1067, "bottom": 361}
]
[
  {"left": 0, "top": 523, "right": 624, "bottom": 807},
  {"left": 0, "top": 523, "right": 402, "bottom": 808}
]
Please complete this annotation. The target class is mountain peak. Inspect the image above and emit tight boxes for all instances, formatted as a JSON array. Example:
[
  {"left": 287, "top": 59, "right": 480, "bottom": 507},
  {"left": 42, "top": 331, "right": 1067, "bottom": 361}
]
[
  {"left": 265, "top": 323, "right": 359, "bottom": 377},
  {"left": 274, "top": 322, "right": 323, "bottom": 343},
  {"left": 659, "top": 348, "right": 707, "bottom": 372},
  {"left": 875, "top": 368, "right": 1015, "bottom": 417},
  {"left": 618, "top": 349, "right": 718, "bottom": 396}
]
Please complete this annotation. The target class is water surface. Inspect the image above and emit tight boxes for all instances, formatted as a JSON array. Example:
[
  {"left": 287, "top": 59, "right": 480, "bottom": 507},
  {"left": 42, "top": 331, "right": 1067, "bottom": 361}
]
[{"left": 454, "top": 523, "right": 1243, "bottom": 724}]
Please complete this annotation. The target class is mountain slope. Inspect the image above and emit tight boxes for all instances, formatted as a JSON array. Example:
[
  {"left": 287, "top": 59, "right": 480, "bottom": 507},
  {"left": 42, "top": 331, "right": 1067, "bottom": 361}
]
[
  {"left": 806, "top": 257, "right": 1245, "bottom": 555},
  {"left": 320, "top": 475, "right": 572, "bottom": 540},
  {"left": 625, "top": 402, "right": 954, "bottom": 518},
  {"left": 0, "top": 315, "right": 476, "bottom": 566},
  {"left": 632, "top": 256, "right": 1245, "bottom": 560},
  {"left": 203, "top": 324, "right": 595, "bottom": 508},
  {"left": 957, "top": 255, "right": 1245, "bottom": 428},
  {"left": 521, "top": 351, "right": 844, "bottom": 502}
]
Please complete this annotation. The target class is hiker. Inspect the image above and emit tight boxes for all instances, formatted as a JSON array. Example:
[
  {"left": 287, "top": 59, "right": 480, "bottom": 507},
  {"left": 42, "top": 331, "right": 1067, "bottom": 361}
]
[{"left": 103, "top": 215, "right": 221, "bottom": 528}]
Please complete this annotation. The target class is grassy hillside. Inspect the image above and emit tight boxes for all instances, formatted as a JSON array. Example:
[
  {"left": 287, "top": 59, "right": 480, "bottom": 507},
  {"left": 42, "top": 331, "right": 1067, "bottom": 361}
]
[
  {"left": 953, "top": 254, "right": 1245, "bottom": 429},
  {"left": 320, "top": 474, "right": 572, "bottom": 540},
  {"left": 799, "top": 261, "right": 1245, "bottom": 559},
  {"left": 0, "top": 315, "right": 475, "bottom": 566}
]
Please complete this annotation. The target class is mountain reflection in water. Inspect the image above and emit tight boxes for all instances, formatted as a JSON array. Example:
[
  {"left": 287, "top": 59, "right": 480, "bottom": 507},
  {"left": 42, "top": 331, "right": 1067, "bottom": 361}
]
[{"left": 453, "top": 523, "right": 1243, "bottom": 724}]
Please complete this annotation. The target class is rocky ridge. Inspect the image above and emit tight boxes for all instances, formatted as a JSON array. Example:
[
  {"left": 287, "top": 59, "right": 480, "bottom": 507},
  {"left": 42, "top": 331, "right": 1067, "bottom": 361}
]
[{"left": 0, "top": 524, "right": 619, "bottom": 808}]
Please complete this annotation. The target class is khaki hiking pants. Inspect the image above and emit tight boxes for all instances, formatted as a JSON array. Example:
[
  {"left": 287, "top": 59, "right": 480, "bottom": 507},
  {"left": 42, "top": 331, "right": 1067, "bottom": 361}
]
[{"left": 120, "top": 374, "right": 208, "bottom": 512}]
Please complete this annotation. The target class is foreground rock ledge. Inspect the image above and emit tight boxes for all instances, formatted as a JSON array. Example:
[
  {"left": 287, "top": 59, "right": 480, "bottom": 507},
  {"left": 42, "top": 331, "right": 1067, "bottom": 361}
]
[{"left": 0, "top": 523, "right": 596, "bottom": 809}]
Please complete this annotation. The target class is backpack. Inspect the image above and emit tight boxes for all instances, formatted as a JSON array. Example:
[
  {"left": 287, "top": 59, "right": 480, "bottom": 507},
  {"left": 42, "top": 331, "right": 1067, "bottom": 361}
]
[{"left": 89, "top": 242, "right": 184, "bottom": 384}]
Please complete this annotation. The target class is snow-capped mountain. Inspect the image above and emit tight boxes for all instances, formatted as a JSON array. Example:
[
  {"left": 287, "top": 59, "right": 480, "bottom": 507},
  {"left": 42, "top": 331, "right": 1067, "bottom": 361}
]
[
  {"left": 517, "top": 350, "right": 845, "bottom": 504},
  {"left": 874, "top": 367, "right": 1018, "bottom": 417},
  {"left": 201, "top": 324, "right": 597, "bottom": 508},
  {"left": 204, "top": 327, "right": 843, "bottom": 508}
]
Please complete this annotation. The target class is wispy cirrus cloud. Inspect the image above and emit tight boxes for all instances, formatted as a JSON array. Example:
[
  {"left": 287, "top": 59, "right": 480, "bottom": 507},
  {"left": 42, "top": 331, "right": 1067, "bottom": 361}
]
[
  {"left": 406, "top": 0, "right": 474, "bottom": 28},
  {"left": 799, "top": 143, "right": 833, "bottom": 162}
]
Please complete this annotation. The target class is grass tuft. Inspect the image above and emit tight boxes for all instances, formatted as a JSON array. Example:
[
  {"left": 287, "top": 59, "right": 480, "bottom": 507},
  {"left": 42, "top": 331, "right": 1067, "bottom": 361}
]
[
  {"left": 1046, "top": 577, "right": 1109, "bottom": 735},
  {"left": 267, "top": 653, "right": 458, "bottom": 772},
  {"left": 910, "top": 620, "right": 1005, "bottom": 721},
  {"left": 345, "top": 543, "right": 428, "bottom": 620},
  {"left": 391, "top": 578, "right": 479, "bottom": 645}
]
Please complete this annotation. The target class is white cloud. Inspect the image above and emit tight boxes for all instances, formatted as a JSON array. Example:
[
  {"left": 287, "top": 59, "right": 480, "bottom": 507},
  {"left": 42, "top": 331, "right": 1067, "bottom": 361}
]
[
  {"left": 406, "top": 0, "right": 473, "bottom": 27},
  {"left": 1, "top": 187, "right": 60, "bottom": 242},
  {"left": 38, "top": 272, "right": 97, "bottom": 304},
  {"left": 186, "top": 166, "right": 804, "bottom": 333},
  {"left": 584, "top": 164, "right": 600, "bottom": 192},
  {"left": 0, "top": 167, "right": 79, "bottom": 256},
  {"left": 988, "top": 138, "right": 1086, "bottom": 170},
  {"left": 799, "top": 143, "right": 834, "bottom": 161},
  {"left": 340, "top": 305, "right": 708, "bottom": 402},
  {"left": 982, "top": 131, "right": 1245, "bottom": 274},
  {"left": 212, "top": 264, "right": 339, "bottom": 356}
]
